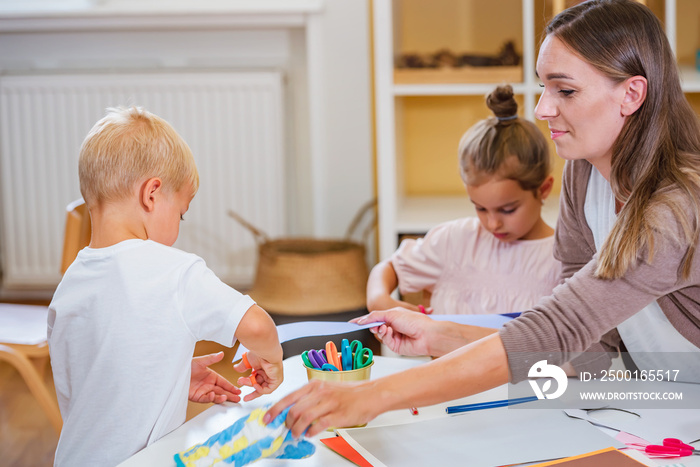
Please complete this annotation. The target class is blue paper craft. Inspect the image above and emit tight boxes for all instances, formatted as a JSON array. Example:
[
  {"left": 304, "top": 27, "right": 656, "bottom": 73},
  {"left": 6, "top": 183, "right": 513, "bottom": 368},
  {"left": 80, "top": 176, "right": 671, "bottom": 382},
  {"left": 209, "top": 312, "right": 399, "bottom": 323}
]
[{"left": 174, "top": 405, "right": 314, "bottom": 467}]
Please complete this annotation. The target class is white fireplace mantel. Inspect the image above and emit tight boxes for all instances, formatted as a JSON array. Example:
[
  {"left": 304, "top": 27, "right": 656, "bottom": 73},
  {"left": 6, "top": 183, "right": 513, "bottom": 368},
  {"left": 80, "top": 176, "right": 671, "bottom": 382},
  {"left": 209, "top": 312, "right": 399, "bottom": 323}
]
[{"left": 0, "top": 0, "right": 324, "bottom": 31}]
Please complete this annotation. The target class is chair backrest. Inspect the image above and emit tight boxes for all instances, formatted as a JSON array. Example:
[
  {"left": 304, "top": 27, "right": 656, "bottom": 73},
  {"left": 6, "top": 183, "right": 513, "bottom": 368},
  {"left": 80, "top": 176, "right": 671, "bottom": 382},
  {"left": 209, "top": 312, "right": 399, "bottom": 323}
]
[{"left": 60, "top": 199, "right": 91, "bottom": 274}]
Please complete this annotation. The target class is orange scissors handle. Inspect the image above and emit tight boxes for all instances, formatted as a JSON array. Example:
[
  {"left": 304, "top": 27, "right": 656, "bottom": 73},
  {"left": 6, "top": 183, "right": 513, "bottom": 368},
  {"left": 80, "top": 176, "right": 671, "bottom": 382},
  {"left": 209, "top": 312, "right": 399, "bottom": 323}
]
[
  {"left": 241, "top": 352, "right": 258, "bottom": 386},
  {"left": 325, "top": 341, "right": 341, "bottom": 368}
]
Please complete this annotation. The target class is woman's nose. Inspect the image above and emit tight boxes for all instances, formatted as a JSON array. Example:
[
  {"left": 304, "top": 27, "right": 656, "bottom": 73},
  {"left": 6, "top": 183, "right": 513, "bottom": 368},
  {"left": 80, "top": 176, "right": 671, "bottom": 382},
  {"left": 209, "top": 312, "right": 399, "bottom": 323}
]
[{"left": 534, "top": 92, "right": 556, "bottom": 121}]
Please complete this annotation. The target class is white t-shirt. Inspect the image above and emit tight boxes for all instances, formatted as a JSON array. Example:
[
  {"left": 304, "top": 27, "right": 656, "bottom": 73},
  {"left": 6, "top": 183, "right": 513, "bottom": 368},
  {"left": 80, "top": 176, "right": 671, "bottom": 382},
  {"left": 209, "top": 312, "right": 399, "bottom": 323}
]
[
  {"left": 48, "top": 239, "right": 255, "bottom": 467},
  {"left": 391, "top": 217, "right": 561, "bottom": 315}
]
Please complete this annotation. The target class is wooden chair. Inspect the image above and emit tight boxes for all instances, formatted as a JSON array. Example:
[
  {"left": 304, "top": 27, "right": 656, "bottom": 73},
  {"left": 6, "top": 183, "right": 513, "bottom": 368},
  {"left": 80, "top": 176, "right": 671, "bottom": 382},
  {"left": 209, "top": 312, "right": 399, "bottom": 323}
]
[
  {"left": 0, "top": 199, "right": 91, "bottom": 434},
  {"left": 60, "top": 198, "right": 90, "bottom": 274},
  {"left": 0, "top": 304, "right": 62, "bottom": 434}
]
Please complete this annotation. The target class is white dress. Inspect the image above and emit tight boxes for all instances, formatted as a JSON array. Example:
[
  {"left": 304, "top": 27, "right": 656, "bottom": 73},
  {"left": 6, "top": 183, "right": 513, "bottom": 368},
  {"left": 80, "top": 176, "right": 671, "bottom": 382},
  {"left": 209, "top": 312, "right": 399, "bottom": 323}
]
[{"left": 391, "top": 217, "right": 562, "bottom": 315}]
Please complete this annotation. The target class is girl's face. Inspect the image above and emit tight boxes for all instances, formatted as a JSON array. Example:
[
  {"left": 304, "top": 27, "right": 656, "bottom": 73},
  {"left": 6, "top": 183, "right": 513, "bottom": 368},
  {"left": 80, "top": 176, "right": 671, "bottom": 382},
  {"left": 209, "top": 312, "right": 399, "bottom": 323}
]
[
  {"left": 466, "top": 176, "right": 552, "bottom": 242},
  {"left": 535, "top": 35, "right": 628, "bottom": 177}
]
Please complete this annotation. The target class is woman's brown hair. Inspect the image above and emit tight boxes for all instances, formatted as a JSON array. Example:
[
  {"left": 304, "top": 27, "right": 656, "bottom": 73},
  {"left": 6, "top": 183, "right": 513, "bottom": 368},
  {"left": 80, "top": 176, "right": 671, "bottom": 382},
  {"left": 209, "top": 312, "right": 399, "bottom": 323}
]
[{"left": 548, "top": 0, "right": 700, "bottom": 279}]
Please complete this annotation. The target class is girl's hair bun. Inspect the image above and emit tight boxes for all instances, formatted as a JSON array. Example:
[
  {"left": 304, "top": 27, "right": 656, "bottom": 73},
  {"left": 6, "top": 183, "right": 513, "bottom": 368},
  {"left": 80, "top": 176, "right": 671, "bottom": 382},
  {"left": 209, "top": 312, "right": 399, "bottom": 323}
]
[{"left": 486, "top": 84, "right": 518, "bottom": 121}]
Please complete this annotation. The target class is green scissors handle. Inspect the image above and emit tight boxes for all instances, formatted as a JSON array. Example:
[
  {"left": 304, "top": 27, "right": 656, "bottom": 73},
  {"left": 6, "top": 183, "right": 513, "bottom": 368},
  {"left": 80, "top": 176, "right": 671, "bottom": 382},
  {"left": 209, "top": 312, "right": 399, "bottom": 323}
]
[{"left": 349, "top": 340, "right": 373, "bottom": 369}]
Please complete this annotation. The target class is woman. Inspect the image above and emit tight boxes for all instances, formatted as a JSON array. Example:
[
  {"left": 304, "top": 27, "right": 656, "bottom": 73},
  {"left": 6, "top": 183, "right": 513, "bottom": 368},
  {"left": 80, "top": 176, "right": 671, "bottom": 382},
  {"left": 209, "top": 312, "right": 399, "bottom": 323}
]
[{"left": 265, "top": 0, "right": 700, "bottom": 437}]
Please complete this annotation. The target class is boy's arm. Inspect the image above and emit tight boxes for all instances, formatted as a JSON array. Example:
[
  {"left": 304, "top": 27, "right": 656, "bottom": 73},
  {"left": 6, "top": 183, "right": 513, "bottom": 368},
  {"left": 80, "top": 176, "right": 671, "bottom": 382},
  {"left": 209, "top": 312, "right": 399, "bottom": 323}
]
[
  {"left": 233, "top": 304, "right": 284, "bottom": 401},
  {"left": 366, "top": 260, "right": 421, "bottom": 312}
]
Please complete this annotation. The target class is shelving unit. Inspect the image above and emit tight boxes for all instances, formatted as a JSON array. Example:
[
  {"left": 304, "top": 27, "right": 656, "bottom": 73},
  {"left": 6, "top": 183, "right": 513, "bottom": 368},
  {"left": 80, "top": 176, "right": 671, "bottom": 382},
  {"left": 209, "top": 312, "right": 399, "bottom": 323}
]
[{"left": 372, "top": 0, "right": 700, "bottom": 259}]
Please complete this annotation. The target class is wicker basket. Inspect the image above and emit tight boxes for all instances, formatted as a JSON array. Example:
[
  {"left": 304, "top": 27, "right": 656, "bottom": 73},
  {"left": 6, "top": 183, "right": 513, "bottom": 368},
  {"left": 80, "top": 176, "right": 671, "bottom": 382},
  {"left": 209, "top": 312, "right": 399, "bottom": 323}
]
[{"left": 228, "top": 200, "right": 376, "bottom": 316}]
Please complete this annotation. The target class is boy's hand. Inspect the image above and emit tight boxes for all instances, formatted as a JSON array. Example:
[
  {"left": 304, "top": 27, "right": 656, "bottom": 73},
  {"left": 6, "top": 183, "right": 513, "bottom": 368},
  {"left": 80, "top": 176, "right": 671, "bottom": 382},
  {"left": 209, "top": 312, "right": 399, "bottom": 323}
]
[
  {"left": 233, "top": 352, "right": 284, "bottom": 402},
  {"left": 189, "top": 352, "right": 242, "bottom": 404}
]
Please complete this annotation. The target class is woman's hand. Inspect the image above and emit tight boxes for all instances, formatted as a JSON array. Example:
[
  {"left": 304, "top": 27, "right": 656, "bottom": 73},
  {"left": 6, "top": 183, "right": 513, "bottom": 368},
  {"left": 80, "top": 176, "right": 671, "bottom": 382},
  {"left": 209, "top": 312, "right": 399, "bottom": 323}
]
[
  {"left": 233, "top": 351, "right": 284, "bottom": 402},
  {"left": 263, "top": 379, "right": 377, "bottom": 438},
  {"left": 352, "top": 308, "right": 437, "bottom": 356},
  {"left": 189, "top": 352, "right": 242, "bottom": 404}
]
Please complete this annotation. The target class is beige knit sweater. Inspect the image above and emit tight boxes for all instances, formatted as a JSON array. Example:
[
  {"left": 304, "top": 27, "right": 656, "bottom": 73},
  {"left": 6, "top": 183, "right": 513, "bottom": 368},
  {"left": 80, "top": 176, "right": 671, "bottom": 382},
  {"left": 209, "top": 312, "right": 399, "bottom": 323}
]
[{"left": 499, "top": 159, "right": 700, "bottom": 383}]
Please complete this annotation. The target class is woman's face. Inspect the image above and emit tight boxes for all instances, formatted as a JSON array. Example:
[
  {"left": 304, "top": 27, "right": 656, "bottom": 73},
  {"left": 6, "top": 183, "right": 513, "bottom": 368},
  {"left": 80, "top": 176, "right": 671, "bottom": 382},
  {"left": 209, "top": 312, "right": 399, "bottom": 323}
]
[{"left": 535, "top": 35, "right": 628, "bottom": 177}]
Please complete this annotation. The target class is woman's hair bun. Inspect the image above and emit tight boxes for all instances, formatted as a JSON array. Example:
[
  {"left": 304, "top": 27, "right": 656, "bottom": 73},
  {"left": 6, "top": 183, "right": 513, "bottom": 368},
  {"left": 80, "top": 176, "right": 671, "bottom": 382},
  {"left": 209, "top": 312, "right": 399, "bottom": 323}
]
[{"left": 486, "top": 84, "right": 518, "bottom": 121}]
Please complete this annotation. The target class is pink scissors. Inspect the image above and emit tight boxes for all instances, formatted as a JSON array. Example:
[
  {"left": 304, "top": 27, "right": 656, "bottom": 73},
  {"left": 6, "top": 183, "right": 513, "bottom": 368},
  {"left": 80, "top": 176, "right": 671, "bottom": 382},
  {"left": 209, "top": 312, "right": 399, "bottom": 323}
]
[{"left": 645, "top": 438, "right": 700, "bottom": 458}]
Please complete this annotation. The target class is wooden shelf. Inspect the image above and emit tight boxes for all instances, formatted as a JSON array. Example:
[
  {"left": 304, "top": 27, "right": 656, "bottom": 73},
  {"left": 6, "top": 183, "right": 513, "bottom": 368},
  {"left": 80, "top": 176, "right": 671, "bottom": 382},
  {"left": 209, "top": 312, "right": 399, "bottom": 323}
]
[{"left": 394, "top": 66, "right": 523, "bottom": 85}]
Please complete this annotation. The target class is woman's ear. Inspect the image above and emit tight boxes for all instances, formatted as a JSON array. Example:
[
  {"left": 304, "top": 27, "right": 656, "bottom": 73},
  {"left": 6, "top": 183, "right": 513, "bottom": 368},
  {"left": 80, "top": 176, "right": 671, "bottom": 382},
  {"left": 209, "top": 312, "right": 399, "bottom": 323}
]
[
  {"left": 140, "top": 177, "right": 162, "bottom": 212},
  {"left": 621, "top": 75, "right": 647, "bottom": 116},
  {"left": 538, "top": 175, "right": 554, "bottom": 201}
]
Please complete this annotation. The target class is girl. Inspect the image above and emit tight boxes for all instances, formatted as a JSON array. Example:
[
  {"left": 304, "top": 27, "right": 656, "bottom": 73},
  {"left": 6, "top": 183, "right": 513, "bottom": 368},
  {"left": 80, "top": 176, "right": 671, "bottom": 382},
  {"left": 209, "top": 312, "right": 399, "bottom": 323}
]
[
  {"left": 367, "top": 85, "right": 560, "bottom": 315},
  {"left": 266, "top": 0, "right": 700, "bottom": 438}
]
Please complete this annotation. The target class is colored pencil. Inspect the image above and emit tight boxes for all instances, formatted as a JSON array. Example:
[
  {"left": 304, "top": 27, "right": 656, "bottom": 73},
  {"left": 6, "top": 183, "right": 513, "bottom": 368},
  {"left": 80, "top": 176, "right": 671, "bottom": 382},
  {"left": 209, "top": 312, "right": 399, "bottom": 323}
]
[{"left": 446, "top": 396, "right": 538, "bottom": 414}]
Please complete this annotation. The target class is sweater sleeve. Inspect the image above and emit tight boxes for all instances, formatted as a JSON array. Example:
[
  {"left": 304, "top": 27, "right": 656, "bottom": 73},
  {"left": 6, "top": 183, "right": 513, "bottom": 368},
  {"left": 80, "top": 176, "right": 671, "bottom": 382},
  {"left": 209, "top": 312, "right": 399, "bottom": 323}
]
[{"left": 500, "top": 162, "right": 693, "bottom": 383}]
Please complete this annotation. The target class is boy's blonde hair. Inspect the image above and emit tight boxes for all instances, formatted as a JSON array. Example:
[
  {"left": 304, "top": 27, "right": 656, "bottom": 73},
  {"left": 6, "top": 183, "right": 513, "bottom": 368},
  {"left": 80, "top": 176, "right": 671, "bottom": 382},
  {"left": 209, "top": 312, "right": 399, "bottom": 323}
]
[
  {"left": 79, "top": 106, "right": 199, "bottom": 206},
  {"left": 458, "top": 85, "right": 550, "bottom": 196}
]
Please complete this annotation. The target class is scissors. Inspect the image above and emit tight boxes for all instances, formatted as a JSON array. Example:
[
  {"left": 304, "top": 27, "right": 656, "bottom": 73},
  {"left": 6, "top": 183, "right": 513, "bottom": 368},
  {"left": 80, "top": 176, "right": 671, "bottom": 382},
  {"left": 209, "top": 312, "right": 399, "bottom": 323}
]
[
  {"left": 341, "top": 339, "right": 373, "bottom": 370},
  {"left": 646, "top": 438, "right": 700, "bottom": 458},
  {"left": 325, "top": 341, "right": 342, "bottom": 369},
  {"left": 301, "top": 349, "right": 327, "bottom": 369}
]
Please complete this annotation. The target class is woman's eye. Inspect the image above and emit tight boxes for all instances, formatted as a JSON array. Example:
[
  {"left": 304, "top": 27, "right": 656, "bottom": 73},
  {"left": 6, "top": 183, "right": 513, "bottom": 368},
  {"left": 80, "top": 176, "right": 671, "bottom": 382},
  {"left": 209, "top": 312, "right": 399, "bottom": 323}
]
[
  {"left": 501, "top": 208, "right": 516, "bottom": 215},
  {"left": 559, "top": 89, "right": 575, "bottom": 96},
  {"left": 180, "top": 214, "right": 185, "bottom": 221}
]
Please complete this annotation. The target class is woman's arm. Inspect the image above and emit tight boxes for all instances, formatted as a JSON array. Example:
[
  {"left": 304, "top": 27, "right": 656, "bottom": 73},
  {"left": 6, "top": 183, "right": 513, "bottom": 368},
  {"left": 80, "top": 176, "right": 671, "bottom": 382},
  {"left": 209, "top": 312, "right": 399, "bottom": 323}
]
[{"left": 264, "top": 333, "right": 509, "bottom": 438}]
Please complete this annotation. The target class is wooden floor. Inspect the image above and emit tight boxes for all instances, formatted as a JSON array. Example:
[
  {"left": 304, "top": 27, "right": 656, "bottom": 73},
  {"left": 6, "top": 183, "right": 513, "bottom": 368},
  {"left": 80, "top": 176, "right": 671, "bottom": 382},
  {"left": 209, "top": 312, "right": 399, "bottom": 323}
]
[{"left": 0, "top": 330, "right": 242, "bottom": 466}]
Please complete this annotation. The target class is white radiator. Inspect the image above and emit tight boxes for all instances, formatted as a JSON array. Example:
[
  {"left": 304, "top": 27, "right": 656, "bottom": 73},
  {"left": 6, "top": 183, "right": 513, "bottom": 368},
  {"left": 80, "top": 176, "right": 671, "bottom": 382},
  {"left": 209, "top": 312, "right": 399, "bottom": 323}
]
[{"left": 0, "top": 71, "right": 286, "bottom": 289}]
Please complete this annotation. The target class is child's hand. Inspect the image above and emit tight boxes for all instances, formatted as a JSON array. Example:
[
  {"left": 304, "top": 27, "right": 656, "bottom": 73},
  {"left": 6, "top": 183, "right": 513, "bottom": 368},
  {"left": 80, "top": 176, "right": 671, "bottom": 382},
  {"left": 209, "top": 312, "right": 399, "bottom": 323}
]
[
  {"left": 189, "top": 352, "right": 242, "bottom": 404},
  {"left": 233, "top": 352, "right": 284, "bottom": 402}
]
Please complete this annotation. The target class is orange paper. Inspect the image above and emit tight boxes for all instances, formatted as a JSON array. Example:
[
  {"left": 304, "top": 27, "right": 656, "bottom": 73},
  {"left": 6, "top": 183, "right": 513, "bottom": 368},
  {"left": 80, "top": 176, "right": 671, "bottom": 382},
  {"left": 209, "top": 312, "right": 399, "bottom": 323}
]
[{"left": 321, "top": 436, "right": 373, "bottom": 467}]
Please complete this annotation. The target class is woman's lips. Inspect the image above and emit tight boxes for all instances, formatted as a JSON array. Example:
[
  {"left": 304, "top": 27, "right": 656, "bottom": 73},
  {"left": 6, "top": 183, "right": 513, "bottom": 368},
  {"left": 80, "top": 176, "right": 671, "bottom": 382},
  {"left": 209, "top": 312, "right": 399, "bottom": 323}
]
[{"left": 550, "top": 128, "right": 567, "bottom": 140}]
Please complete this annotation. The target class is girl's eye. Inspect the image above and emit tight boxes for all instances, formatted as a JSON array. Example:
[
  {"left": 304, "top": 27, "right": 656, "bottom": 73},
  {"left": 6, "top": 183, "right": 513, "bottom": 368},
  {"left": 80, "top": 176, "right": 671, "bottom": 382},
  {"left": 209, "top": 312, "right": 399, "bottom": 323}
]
[
  {"left": 501, "top": 208, "right": 517, "bottom": 215},
  {"left": 180, "top": 214, "right": 185, "bottom": 221}
]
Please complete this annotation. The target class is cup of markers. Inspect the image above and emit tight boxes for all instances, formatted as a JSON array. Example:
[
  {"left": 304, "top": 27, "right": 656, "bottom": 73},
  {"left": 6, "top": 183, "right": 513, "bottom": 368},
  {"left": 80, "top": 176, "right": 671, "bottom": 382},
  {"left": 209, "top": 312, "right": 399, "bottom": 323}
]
[{"left": 302, "top": 338, "right": 374, "bottom": 383}]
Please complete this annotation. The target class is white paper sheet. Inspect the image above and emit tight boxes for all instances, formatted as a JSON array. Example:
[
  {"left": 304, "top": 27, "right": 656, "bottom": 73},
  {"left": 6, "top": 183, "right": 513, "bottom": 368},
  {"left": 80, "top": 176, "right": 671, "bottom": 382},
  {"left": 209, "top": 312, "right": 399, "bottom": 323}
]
[
  {"left": 0, "top": 303, "right": 49, "bottom": 345},
  {"left": 338, "top": 407, "right": 624, "bottom": 467},
  {"left": 233, "top": 314, "right": 513, "bottom": 361}
]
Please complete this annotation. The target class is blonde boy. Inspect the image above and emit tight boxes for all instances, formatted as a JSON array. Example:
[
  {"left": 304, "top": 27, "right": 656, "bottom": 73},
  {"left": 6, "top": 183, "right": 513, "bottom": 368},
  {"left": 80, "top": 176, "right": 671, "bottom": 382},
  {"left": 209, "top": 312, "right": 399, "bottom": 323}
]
[{"left": 48, "top": 107, "right": 283, "bottom": 467}]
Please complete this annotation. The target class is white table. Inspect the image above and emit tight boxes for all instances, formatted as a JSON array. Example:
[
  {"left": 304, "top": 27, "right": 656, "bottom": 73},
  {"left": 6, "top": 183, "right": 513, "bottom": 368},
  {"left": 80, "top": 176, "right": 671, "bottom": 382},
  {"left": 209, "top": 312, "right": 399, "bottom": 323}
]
[{"left": 119, "top": 355, "right": 700, "bottom": 467}]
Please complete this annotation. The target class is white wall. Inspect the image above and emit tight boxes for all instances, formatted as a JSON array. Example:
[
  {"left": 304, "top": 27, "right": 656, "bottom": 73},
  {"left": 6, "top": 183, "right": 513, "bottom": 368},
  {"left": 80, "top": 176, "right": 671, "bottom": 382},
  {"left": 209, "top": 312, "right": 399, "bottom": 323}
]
[{"left": 0, "top": 0, "right": 375, "bottom": 296}]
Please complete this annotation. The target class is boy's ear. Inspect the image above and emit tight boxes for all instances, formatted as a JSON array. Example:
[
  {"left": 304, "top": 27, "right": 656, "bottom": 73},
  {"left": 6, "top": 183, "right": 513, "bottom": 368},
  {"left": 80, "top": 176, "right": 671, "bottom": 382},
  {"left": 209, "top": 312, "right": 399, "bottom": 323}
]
[
  {"left": 620, "top": 75, "right": 647, "bottom": 116},
  {"left": 140, "top": 177, "right": 162, "bottom": 212},
  {"left": 538, "top": 175, "right": 554, "bottom": 201}
]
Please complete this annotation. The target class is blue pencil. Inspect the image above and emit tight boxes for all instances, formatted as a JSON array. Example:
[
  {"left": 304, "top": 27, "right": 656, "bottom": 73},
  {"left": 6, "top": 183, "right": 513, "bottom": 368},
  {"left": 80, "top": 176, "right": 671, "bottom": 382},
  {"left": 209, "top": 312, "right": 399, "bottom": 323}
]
[{"left": 446, "top": 396, "right": 538, "bottom": 414}]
